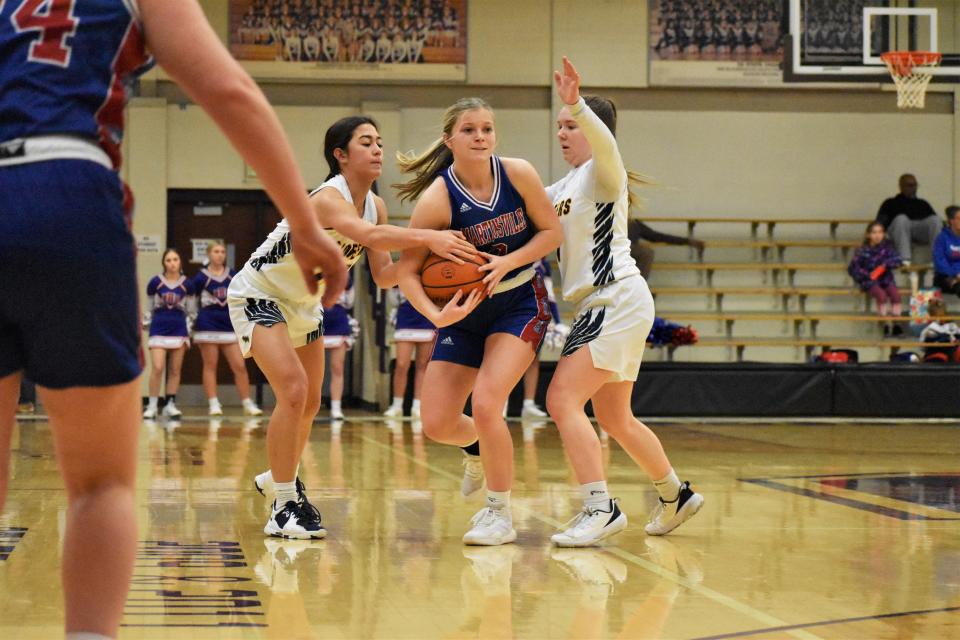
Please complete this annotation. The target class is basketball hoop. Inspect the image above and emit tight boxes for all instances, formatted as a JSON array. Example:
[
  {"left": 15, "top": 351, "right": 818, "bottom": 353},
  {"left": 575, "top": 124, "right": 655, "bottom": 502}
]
[{"left": 881, "top": 51, "right": 942, "bottom": 109}]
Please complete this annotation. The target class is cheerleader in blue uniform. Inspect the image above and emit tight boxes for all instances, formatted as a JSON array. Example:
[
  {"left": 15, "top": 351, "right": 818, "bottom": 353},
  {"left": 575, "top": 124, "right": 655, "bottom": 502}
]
[
  {"left": 322, "top": 273, "right": 357, "bottom": 420},
  {"left": 144, "top": 249, "right": 195, "bottom": 419},
  {"left": 191, "top": 241, "right": 262, "bottom": 417},
  {"left": 383, "top": 289, "right": 437, "bottom": 418}
]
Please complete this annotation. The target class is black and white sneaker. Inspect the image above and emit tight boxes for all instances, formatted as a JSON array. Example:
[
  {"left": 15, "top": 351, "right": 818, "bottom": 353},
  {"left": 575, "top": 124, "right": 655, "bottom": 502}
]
[
  {"left": 264, "top": 499, "right": 326, "bottom": 540},
  {"left": 644, "top": 481, "right": 704, "bottom": 536},
  {"left": 551, "top": 499, "right": 627, "bottom": 547}
]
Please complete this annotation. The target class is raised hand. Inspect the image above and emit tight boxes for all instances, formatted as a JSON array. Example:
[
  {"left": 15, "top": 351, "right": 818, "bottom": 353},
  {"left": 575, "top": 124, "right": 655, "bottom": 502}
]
[
  {"left": 554, "top": 56, "right": 581, "bottom": 106},
  {"left": 426, "top": 229, "right": 479, "bottom": 264}
]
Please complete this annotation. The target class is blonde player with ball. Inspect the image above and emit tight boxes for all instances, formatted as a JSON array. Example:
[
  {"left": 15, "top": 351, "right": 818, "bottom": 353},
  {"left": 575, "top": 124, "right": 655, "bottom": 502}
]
[{"left": 545, "top": 58, "right": 704, "bottom": 547}]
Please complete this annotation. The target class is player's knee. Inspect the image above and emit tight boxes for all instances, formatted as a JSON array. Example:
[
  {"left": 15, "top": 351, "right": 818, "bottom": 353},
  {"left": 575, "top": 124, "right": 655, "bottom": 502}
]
[
  {"left": 545, "top": 385, "right": 575, "bottom": 418},
  {"left": 302, "top": 391, "right": 322, "bottom": 420},
  {"left": 470, "top": 393, "right": 504, "bottom": 424},
  {"left": 419, "top": 410, "right": 450, "bottom": 441},
  {"left": 274, "top": 372, "right": 308, "bottom": 411}
]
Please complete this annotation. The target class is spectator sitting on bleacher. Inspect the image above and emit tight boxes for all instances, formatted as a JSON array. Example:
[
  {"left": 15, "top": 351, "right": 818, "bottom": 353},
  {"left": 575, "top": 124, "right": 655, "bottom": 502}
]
[
  {"left": 919, "top": 298, "right": 960, "bottom": 362},
  {"left": 932, "top": 205, "right": 960, "bottom": 299},
  {"left": 628, "top": 218, "right": 705, "bottom": 278},
  {"left": 848, "top": 221, "right": 904, "bottom": 337},
  {"left": 876, "top": 173, "right": 942, "bottom": 266}
]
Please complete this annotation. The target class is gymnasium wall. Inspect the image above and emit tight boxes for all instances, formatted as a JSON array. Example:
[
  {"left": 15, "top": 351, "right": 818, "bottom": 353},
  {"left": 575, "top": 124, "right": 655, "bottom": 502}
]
[{"left": 123, "top": 0, "right": 960, "bottom": 396}]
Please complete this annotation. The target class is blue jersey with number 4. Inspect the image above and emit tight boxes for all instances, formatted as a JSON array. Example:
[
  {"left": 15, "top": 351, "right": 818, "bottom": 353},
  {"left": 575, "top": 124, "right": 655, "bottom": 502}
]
[{"left": 0, "top": 0, "right": 152, "bottom": 168}]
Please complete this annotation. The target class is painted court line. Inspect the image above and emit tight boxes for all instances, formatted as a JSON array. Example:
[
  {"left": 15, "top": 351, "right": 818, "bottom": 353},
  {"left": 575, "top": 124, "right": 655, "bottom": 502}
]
[
  {"left": 360, "top": 433, "right": 823, "bottom": 640},
  {"left": 690, "top": 605, "right": 960, "bottom": 639}
]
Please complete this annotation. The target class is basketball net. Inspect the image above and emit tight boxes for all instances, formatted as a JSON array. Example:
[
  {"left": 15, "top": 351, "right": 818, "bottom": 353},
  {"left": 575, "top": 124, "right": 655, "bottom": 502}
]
[{"left": 881, "top": 51, "right": 942, "bottom": 109}]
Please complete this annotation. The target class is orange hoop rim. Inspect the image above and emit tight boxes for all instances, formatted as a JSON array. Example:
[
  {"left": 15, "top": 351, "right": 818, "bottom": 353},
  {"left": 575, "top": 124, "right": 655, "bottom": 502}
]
[{"left": 881, "top": 51, "right": 942, "bottom": 76}]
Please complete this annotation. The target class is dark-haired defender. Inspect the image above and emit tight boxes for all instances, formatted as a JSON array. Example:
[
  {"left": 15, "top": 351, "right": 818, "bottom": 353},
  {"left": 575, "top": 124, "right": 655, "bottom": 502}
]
[
  {"left": 545, "top": 58, "right": 704, "bottom": 547},
  {"left": 231, "top": 116, "right": 478, "bottom": 539}
]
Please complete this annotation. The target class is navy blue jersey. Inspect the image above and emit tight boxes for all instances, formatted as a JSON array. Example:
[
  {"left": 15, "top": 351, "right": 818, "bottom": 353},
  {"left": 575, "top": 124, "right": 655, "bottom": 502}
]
[
  {"left": 441, "top": 156, "right": 534, "bottom": 281},
  {"left": 147, "top": 275, "right": 194, "bottom": 338},
  {"left": 0, "top": 0, "right": 152, "bottom": 168},
  {"left": 191, "top": 267, "right": 233, "bottom": 332}
]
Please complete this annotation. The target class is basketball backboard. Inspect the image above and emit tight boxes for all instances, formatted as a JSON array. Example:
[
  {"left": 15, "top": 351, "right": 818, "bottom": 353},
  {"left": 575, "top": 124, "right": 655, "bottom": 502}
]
[{"left": 783, "top": 0, "right": 960, "bottom": 83}]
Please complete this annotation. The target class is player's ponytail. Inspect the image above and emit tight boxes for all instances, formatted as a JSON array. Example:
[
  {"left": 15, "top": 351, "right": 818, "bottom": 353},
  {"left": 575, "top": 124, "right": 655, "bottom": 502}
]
[
  {"left": 583, "top": 94, "right": 654, "bottom": 211},
  {"left": 394, "top": 97, "right": 493, "bottom": 202},
  {"left": 324, "top": 116, "right": 380, "bottom": 181}
]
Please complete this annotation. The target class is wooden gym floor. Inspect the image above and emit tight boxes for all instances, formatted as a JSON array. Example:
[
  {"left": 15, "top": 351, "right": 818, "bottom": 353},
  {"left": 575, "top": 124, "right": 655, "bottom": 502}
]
[{"left": 1, "top": 414, "right": 958, "bottom": 639}]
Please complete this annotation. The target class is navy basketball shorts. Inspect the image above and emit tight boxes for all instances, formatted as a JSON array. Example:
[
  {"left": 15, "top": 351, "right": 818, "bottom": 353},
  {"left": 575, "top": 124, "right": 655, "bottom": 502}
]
[
  {"left": 431, "top": 273, "right": 552, "bottom": 369},
  {"left": 0, "top": 160, "right": 142, "bottom": 388}
]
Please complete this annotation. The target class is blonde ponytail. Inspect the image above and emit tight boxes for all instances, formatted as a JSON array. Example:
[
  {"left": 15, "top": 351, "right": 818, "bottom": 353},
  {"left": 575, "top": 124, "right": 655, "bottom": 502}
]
[
  {"left": 393, "top": 97, "right": 494, "bottom": 203},
  {"left": 394, "top": 139, "right": 453, "bottom": 203}
]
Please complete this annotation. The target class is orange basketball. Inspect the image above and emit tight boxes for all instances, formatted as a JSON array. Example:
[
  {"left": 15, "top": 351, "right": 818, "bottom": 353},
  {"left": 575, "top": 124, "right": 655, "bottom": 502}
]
[{"left": 419, "top": 253, "right": 488, "bottom": 305}]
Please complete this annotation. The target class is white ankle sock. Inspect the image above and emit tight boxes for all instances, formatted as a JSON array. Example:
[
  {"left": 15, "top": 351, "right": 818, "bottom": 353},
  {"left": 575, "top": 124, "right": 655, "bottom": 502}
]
[
  {"left": 208, "top": 397, "right": 220, "bottom": 407},
  {"left": 581, "top": 481, "right": 610, "bottom": 510},
  {"left": 411, "top": 398, "right": 421, "bottom": 411},
  {"left": 523, "top": 399, "right": 536, "bottom": 408},
  {"left": 147, "top": 397, "right": 158, "bottom": 410},
  {"left": 66, "top": 633, "right": 114, "bottom": 640},
  {"left": 275, "top": 480, "right": 298, "bottom": 506},
  {"left": 653, "top": 470, "right": 682, "bottom": 502},
  {"left": 391, "top": 396, "right": 403, "bottom": 408},
  {"left": 486, "top": 489, "right": 510, "bottom": 511},
  {"left": 242, "top": 397, "right": 257, "bottom": 408},
  {"left": 331, "top": 400, "right": 342, "bottom": 413}
]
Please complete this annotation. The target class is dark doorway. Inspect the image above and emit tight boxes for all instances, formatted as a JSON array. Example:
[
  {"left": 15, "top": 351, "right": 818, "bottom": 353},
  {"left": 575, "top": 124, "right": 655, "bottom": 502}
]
[{"left": 166, "top": 190, "right": 281, "bottom": 392}]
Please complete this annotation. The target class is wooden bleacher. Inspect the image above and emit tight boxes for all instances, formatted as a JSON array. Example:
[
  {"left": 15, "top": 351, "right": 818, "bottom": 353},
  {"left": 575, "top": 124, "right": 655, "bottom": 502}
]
[{"left": 629, "top": 215, "right": 947, "bottom": 363}]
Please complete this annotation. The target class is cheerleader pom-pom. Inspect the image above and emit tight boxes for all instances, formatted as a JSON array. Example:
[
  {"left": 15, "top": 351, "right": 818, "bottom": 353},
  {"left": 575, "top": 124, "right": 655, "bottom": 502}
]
[
  {"left": 545, "top": 322, "right": 570, "bottom": 350},
  {"left": 670, "top": 325, "right": 698, "bottom": 346}
]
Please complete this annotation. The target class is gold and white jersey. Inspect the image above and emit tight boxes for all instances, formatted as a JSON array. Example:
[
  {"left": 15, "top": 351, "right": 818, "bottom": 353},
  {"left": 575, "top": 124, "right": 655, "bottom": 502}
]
[
  {"left": 546, "top": 98, "right": 640, "bottom": 305},
  {"left": 229, "top": 173, "right": 377, "bottom": 305}
]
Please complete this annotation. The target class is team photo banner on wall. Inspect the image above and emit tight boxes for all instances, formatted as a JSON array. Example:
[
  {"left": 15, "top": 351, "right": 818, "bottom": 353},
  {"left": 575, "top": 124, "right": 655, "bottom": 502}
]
[
  {"left": 649, "top": 0, "right": 785, "bottom": 87},
  {"left": 229, "top": 0, "right": 467, "bottom": 82}
]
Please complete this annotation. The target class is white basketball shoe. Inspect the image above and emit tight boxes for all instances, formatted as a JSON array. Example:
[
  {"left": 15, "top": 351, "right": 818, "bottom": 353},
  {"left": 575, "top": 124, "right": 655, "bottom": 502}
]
[
  {"left": 462, "top": 506, "right": 517, "bottom": 546},
  {"left": 644, "top": 481, "right": 704, "bottom": 536},
  {"left": 551, "top": 499, "right": 627, "bottom": 547}
]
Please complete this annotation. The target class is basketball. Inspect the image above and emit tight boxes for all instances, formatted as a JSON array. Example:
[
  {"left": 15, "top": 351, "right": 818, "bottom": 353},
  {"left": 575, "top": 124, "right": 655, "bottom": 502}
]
[{"left": 419, "top": 252, "right": 488, "bottom": 305}]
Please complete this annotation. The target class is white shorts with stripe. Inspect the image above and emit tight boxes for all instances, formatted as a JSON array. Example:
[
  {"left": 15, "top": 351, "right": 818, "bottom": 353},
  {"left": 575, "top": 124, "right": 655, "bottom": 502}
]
[
  {"left": 227, "top": 294, "right": 324, "bottom": 358},
  {"left": 561, "top": 275, "right": 654, "bottom": 383}
]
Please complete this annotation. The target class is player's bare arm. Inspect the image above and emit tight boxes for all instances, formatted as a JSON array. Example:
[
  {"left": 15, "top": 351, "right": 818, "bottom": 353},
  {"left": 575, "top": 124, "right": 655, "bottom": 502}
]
[
  {"left": 138, "top": 0, "right": 346, "bottom": 304},
  {"left": 476, "top": 157, "right": 563, "bottom": 294},
  {"left": 311, "top": 185, "right": 478, "bottom": 263},
  {"left": 397, "top": 180, "right": 483, "bottom": 327}
]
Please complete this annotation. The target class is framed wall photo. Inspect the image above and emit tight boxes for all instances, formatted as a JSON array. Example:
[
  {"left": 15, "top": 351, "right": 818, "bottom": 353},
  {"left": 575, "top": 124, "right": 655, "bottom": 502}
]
[
  {"left": 648, "top": 0, "right": 786, "bottom": 87},
  {"left": 228, "top": 0, "right": 467, "bottom": 82}
]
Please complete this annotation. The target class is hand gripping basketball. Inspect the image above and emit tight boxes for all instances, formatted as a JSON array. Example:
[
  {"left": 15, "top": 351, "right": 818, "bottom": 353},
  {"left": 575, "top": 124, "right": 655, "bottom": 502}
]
[{"left": 419, "top": 252, "right": 489, "bottom": 305}]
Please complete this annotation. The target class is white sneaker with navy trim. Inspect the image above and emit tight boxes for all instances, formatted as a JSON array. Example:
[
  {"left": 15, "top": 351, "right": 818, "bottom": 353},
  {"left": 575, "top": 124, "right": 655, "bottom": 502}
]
[
  {"left": 264, "top": 499, "right": 326, "bottom": 540},
  {"left": 644, "top": 481, "right": 704, "bottom": 536},
  {"left": 551, "top": 499, "right": 627, "bottom": 547}
]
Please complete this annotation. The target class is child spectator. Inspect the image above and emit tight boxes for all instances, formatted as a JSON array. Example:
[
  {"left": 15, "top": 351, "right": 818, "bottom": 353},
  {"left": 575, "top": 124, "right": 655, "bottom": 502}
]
[
  {"left": 849, "top": 222, "right": 904, "bottom": 337},
  {"left": 919, "top": 299, "right": 960, "bottom": 362}
]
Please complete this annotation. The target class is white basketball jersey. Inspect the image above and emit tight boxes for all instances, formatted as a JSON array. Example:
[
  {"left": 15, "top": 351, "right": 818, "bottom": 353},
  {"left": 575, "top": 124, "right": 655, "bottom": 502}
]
[
  {"left": 547, "top": 151, "right": 639, "bottom": 305},
  {"left": 231, "top": 174, "right": 377, "bottom": 304}
]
